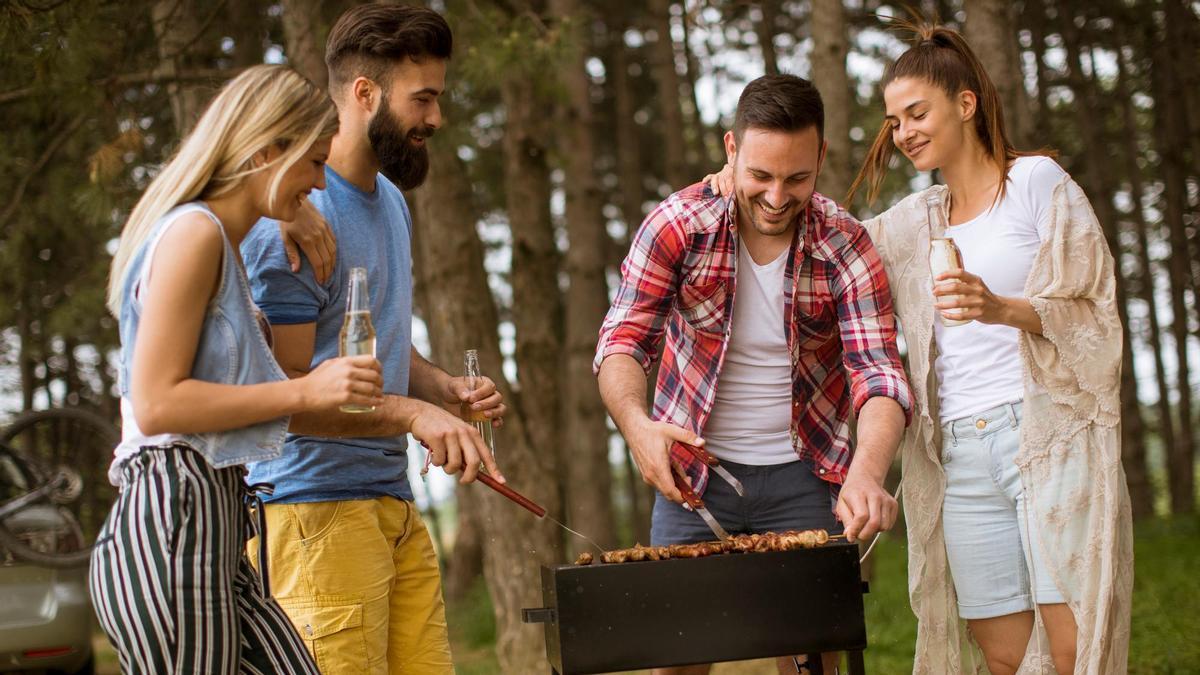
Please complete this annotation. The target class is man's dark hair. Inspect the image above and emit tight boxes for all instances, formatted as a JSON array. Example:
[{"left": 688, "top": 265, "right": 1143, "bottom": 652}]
[
  {"left": 325, "top": 5, "right": 453, "bottom": 92},
  {"left": 733, "top": 74, "right": 824, "bottom": 142}
]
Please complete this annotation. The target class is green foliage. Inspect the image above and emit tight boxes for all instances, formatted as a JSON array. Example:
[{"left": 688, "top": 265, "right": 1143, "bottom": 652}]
[
  {"left": 445, "top": 575, "right": 499, "bottom": 672},
  {"left": 445, "top": 0, "right": 573, "bottom": 100},
  {"left": 1127, "top": 517, "right": 1200, "bottom": 673},
  {"left": 861, "top": 535, "right": 919, "bottom": 672}
]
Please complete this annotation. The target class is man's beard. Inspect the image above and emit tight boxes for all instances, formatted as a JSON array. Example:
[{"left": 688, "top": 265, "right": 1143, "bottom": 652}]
[
  {"left": 367, "top": 97, "right": 433, "bottom": 190},
  {"left": 737, "top": 192, "right": 805, "bottom": 238}
]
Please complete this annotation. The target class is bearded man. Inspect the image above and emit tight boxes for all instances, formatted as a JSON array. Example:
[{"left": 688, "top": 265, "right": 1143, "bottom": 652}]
[{"left": 240, "top": 6, "right": 504, "bottom": 673}]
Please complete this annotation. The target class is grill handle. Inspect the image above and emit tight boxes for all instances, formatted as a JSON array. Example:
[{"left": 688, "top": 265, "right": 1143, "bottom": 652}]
[{"left": 521, "top": 607, "right": 557, "bottom": 624}]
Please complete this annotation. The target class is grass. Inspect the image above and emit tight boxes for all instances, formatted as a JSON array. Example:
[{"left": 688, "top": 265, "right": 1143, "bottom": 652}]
[{"left": 1127, "top": 517, "right": 1200, "bottom": 674}]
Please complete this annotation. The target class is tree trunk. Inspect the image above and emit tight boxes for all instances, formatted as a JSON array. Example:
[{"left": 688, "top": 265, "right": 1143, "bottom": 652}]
[
  {"left": 809, "top": 0, "right": 853, "bottom": 203},
  {"left": 1059, "top": 5, "right": 1152, "bottom": 516},
  {"left": 1114, "top": 34, "right": 1171, "bottom": 520},
  {"left": 679, "top": 6, "right": 714, "bottom": 170},
  {"left": 63, "top": 337, "right": 79, "bottom": 406},
  {"left": 280, "top": 0, "right": 328, "bottom": 90},
  {"left": 407, "top": 147, "right": 485, "bottom": 605},
  {"left": 1022, "top": 0, "right": 1054, "bottom": 143},
  {"left": 151, "top": 0, "right": 208, "bottom": 133},
  {"left": 622, "top": 444, "right": 651, "bottom": 545},
  {"left": 1148, "top": 10, "right": 1197, "bottom": 514},
  {"left": 442, "top": 484, "right": 484, "bottom": 603},
  {"left": 412, "top": 141, "right": 562, "bottom": 673},
  {"left": 501, "top": 75, "right": 564, "bottom": 480},
  {"left": 649, "top": 0, "right": 689, "bottom": 189},
  {"left": 97, "top": 352, "right": 118, "bottom": 420},
  {"left": 17, "top": 296, "right": 35, "bottom": 412},
  {"left": 550, "top": 0, "right": 619, "bottom": 555},
  {"left": 1170, "top": 0, "right": 1200, "bottom": 175},
  {"left": 1162, "top": 0, "right": 1200, "bottom": 319},
  {"left": 609, "top": 17, "right": 646, "bottom": 243},
  {"left": 755, "top": 2, "right": 779, "bottom": 76},
  {"left": 962, "top": 0, "right": 1033, "bottom": 148},
  {"left": 224, "top": 0, "right": 265, "bottom": 67},
  {"left": 606, "top": 16, "right": 652, "bottom": 544}
]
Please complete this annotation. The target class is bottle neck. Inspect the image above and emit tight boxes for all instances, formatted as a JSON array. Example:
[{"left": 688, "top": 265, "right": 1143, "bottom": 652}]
[
  {"left": 346, "top": 270, "right": 370, "bottom": 313},
  {"left": 926, "top": 202, "right": 947, "bottom": 238},
  {"left": 464, "top": 350, "right": 481, "bottom": 386}
]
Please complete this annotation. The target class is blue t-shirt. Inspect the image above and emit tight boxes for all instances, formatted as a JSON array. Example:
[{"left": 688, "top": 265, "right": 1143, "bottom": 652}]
[{"left": 241, "top": 167, "right": 414, "bottom": 503}]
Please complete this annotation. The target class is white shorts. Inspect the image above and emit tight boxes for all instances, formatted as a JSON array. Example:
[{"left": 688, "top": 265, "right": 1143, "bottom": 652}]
[{"left": 940, "top": 401, "right": 1065, "bottom": 620}]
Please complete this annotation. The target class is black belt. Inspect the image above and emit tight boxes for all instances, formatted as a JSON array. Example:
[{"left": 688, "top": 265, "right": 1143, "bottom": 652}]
[{"left": 243, "top": 482, "right": 275, "bottom": 597}]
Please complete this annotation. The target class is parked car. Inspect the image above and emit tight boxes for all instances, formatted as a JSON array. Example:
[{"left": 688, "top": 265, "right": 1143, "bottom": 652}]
[{"left": 0, "top": 444, "right": 94, "bottom": 674}]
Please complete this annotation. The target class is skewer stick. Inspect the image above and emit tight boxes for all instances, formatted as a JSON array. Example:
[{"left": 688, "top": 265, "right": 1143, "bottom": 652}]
[{"left": 477, "top": 472, "right": 547, "bottom": 518}]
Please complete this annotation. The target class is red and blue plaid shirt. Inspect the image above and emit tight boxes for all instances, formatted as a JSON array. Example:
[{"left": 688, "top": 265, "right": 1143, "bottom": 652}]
[{"left": 595, "top": 183, "right": 912, "bottom": 495}]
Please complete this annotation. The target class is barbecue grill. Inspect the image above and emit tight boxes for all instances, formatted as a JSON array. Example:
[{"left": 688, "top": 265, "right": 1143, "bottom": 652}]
[{"left": 523, "top": 540, "right": 869, "bottom": 674}]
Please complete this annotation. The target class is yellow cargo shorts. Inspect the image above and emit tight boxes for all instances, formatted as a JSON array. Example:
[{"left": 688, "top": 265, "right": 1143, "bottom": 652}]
[{"left": 248, "top": 496, "right": 453, "bottom": 675}]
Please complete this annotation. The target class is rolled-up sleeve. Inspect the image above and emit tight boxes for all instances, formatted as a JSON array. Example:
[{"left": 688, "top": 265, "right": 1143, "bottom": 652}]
[
  {"left": 594, "top": 204, "right": 687, "bottom": 375},
  {"left": 832, "top": 225, "right": 913, "bottom": 424}
]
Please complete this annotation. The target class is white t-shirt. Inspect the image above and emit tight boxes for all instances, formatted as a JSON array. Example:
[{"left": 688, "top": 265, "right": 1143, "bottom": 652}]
[
  {"left": 703, "top": 242, "right": 797, "bottom": 465},
  {"left": 934, "top": 156, "right": 1066, "bottom": 422}
]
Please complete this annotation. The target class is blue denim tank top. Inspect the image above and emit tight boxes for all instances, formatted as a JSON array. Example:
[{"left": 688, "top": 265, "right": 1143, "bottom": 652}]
[{"left": 115, "top": 202, "right": 289, "bottom": 470}]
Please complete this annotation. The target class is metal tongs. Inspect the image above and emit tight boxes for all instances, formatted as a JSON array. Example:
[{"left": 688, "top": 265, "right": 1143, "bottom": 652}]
[{"left": 669, "top": 441, "right": 745, "bottom": 541}]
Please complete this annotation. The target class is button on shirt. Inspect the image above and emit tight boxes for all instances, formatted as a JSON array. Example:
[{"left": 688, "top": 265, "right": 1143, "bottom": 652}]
[{"left": 594, "top": 183, "right": 912, "bottom": 495}]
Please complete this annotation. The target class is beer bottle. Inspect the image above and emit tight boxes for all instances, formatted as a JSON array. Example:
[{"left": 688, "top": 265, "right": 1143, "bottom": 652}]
[
  {"left": 926, "top": 193, "right": 970, "bottom": 327},
  {"left": 339, "top": 267, "right": 378, "bottom": 412},
  {"left": 462, "top": 349, "right": 496, "bottom": 456}
]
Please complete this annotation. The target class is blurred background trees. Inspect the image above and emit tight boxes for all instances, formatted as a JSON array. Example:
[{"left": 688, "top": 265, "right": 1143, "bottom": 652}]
[{"left": 2, "top": 0, "right": 1198, "bottom": 671}]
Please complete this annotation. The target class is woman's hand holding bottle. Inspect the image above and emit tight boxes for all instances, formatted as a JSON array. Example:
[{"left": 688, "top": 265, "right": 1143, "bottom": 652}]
[{"left": 296, "top": 355, "right": 384, "bottom": 412}]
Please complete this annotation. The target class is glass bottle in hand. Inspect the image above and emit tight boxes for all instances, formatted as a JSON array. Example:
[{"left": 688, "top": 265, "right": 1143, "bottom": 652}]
[
  {"left": 339, "top": 267, "right": 377, "bottom": 412},
  {"left": 926, "top": 193, "right": 970, "bottom": 327},
  {"left": 462, "top": 349, "right": 496, "bottom": 456}
]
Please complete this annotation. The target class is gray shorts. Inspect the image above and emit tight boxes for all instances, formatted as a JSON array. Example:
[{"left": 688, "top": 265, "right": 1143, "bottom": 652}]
[{"left": 650, "top": 459, "right": 842, "bottom": 546}]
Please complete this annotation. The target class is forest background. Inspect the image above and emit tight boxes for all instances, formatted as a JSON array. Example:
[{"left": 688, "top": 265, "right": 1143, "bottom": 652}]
[{"left": 1, "top": 0, "right": 1198, "bottom": 672}]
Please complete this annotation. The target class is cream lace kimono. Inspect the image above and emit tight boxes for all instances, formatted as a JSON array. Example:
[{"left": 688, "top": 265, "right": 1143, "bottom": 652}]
[{"left": 863, "top": 176, "right": 1134, "bottom": 674}]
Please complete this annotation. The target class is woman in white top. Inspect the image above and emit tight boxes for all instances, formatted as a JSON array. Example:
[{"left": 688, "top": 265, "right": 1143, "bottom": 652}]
[
  {"left": 845, "top": 21, "right": 1132, "bottom": 675},
  {"left": 708, "top": 19, "right": 1131, "bottom": 675}
]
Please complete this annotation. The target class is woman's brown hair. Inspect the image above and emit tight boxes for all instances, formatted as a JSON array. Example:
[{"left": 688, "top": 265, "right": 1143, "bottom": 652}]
[{"left": 845, "top": 17, "right": 1045, "bottom": 206}]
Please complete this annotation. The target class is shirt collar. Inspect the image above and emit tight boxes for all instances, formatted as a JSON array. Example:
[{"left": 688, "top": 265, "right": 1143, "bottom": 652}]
[{"left": 724, "top": 195, "right": 814, "bottom": 255}]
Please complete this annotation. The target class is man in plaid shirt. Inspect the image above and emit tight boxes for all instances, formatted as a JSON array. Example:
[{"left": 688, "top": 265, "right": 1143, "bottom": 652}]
[{"left": 596, "top": 75, "right": 912, "bottom": 576}]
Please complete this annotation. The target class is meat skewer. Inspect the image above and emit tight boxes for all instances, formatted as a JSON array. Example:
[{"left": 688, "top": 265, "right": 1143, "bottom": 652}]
[{"left": 574, "top": 529, "right": 834, "bottom": 565}]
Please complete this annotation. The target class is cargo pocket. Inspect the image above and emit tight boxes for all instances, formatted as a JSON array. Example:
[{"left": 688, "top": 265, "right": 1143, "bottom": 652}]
[{"left": 278, "top": 596, "right": 369, "bottom": 674}]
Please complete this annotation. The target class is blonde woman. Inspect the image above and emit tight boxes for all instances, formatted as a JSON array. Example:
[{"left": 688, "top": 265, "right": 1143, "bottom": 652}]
[
  {"left": 90, "top": 65, "right": 383, "bottom": 674},
  {"left": 707, "top": 21, "right": 1131, "bottom": 674}
]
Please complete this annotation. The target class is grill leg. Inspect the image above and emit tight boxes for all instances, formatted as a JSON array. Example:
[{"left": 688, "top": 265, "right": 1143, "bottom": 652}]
[
  {"left": 846, "top": 650, "right": 866, "bottom": 675},
  {"left": 805, "top": 653, "right": 824, "bottom": 675}
]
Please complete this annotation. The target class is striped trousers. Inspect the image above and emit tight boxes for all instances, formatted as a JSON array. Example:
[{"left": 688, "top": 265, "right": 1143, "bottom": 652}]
[{"left": 89, "top": 445, "right": 319, "bottom": 674}]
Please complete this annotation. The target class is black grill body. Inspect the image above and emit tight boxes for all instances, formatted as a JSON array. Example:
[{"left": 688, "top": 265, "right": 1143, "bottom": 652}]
[{"left": 523, "top": 541, "right": 869, "bottom": 674}]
